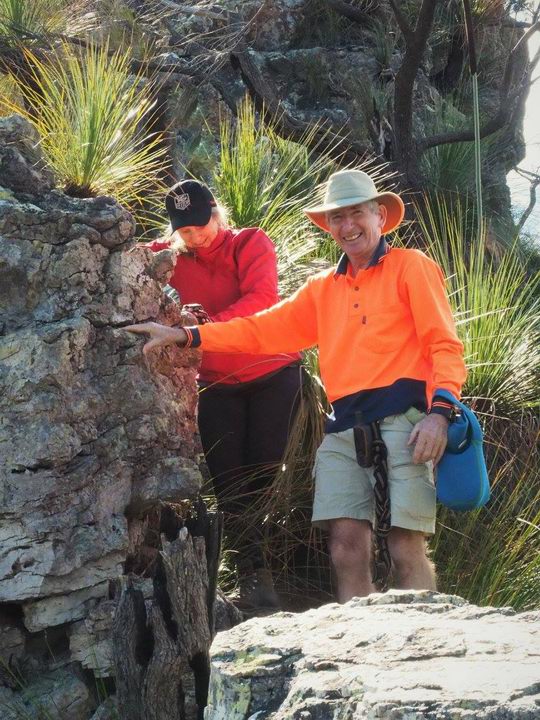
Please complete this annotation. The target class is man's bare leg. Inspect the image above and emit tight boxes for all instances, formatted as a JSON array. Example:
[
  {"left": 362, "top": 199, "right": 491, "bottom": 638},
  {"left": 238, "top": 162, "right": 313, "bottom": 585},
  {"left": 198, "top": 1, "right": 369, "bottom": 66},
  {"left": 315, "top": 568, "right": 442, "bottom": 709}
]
[
  {"left": 327, "top": 518, "right": 375, "bottom": 602},
  {"left": 387, "top": 527, "right": 436, "bottom": 590}
]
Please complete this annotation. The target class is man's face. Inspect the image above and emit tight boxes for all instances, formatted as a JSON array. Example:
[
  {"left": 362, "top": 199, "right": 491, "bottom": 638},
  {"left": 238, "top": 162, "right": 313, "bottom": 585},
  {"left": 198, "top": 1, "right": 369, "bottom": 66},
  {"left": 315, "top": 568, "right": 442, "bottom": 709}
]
[{"left": 326, "top": 202, "right": 386, "bottom": 262}]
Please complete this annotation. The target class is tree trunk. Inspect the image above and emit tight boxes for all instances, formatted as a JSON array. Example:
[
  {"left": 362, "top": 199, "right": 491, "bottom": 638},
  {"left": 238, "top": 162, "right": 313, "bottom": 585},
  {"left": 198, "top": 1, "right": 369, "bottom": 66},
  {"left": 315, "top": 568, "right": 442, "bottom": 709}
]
[{"left": 113, "top": 502, "right": 222, "bottom": 720}]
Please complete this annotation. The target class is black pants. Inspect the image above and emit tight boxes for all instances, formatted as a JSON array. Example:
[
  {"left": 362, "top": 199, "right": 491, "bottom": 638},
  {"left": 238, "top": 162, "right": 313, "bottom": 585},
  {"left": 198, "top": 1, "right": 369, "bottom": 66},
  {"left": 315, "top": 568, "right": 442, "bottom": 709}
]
[{"left": 198, "top": 364, "right": 304, "bottom": 569}]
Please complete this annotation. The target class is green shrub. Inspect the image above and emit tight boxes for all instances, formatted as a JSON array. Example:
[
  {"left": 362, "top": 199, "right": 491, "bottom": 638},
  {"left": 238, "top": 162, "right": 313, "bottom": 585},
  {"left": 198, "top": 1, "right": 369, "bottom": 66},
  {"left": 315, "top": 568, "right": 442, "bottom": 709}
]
[
  {"left": 0, "top": 42, "right": 169, "bottom": 215},
  {"left": 416, "top": 195, "right": 540, "bottom": 411},
  {"left": 416, "top": 195, "right": 540, "bottom": 609},
  {"left": 0, "top": 0, "right": 73, "bottom": 41},
  {"left": 213, "top": 95, "right": 340, "bottom": 279}
]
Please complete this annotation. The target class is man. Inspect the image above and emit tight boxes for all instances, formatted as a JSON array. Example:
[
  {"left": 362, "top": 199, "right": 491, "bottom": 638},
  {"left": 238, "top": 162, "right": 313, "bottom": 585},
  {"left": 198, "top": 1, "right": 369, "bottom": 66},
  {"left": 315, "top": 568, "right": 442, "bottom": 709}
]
[{"left": 127, "top": 169, "right": 466, "bottom": 603}]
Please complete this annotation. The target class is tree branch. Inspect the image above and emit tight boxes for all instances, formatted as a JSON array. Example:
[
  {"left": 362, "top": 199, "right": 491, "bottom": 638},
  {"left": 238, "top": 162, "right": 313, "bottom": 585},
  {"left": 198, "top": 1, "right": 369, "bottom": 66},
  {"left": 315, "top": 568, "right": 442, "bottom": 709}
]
[
  {"left": 515, "top": 167, "right": 540, "bottom": 233},
  {"left": 391, "top": 0, "right": 439, "bottom": 186},
  {"left": 510, "top": 19, "right": 540, "bottom": 56},
  {"left": 388, "top": 0, "right": 414, "bottom": 44},
  {"left": 419, "top": 20, "right": 539, "bottom": 152}
]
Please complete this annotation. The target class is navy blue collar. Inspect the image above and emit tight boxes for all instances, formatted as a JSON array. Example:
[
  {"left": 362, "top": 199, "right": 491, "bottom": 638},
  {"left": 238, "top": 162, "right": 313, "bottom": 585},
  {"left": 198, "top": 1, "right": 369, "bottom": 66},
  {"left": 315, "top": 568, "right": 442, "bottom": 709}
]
[{"left": 334, "top": 236, "right": 389, "bottom": 276}]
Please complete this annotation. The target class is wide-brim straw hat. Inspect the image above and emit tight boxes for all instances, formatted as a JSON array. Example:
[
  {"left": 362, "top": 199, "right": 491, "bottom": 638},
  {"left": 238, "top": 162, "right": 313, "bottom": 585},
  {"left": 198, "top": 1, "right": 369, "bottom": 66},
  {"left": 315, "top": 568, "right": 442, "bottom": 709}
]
[{"left": 303, "top": 169, "right": 405, "bottom": 234}]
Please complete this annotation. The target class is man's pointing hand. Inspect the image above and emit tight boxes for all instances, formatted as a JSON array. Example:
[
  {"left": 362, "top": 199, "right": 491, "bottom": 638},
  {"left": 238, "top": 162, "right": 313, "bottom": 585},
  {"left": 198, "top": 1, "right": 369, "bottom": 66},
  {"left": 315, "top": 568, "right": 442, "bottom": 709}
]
[{"left": 125, "top": 322, "right": 188, "bottom": 355}]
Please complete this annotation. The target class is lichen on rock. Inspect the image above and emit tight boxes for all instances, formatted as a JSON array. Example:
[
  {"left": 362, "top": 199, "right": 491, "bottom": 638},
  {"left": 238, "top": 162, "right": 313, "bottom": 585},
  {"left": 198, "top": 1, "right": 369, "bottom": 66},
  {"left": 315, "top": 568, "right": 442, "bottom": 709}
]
[{"left": 206, "top": 590, "right": 540, "bottom": 719}]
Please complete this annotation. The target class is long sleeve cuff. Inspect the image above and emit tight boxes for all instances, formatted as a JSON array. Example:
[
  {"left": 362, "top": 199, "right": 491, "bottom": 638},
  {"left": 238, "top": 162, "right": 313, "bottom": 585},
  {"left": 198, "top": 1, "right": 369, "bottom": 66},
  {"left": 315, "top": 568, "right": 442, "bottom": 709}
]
[
  {"left": 183, "top": 326, "right": 201, "bottom": 348},
  {"left": 429, "top": 394, "right": 457, "bottom": 421}
]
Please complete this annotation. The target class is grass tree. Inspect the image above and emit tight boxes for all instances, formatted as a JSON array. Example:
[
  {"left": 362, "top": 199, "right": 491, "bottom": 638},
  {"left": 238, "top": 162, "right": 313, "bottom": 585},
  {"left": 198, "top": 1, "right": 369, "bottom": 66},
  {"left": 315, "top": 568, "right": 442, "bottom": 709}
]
[
  {"left": 0, "top": 0, "right": 76, "bottom": 42},
  {"left": 414, "top": 194, "right": 540, "bottom": 609},
  {"left": 212, "top": 95, "right": 335, "bottom": 284},
  {"left": 213, "top": 95, "right": 395, "bottom": 286},
  {"left": 0, "top": 42, "right": 169, "bottom": 217},
  {"left": 416, "top": 195, "right": 540, "bottom": 411}
]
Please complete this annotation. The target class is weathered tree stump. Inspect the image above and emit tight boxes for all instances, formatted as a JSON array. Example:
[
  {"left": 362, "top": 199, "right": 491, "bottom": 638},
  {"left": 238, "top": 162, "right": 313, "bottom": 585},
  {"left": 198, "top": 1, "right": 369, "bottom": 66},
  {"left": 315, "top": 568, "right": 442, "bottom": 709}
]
[{"left": 113, "top": 502, "right": 222, "bottom": 720}]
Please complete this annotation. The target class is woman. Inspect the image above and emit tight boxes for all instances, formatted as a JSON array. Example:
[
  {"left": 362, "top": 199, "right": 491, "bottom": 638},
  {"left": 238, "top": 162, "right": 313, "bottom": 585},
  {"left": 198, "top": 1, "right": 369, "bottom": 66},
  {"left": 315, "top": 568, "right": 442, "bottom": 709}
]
[{"left": 147, "top": 179, "right": 303, "bottom": 611}]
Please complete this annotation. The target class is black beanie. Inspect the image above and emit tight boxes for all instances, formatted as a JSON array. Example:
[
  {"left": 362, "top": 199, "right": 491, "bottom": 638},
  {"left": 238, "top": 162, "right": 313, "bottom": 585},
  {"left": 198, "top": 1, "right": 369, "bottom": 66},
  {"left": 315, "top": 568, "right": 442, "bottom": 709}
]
[{"left": 165, "top": 180, "right": 217, "bottom": 231}]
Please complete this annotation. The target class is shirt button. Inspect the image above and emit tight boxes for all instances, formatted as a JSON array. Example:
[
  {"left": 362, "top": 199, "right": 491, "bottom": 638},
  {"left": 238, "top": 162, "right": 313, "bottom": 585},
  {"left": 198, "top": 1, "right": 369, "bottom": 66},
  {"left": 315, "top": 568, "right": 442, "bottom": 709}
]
[
  {"left": 353, "top": 303, "right": 359, "bottom": 308},
  {"left": 354, "top": 286, "right": 359, "bottom": 291}
]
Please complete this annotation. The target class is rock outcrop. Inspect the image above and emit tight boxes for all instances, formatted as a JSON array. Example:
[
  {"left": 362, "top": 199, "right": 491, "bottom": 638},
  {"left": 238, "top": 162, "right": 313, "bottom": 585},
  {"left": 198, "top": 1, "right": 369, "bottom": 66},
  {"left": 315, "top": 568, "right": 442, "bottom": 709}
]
[
  {"left": 0, "top": 115, "right": 204, "bottom": 715},
  {"left": 206, "top": 590, "right": 540, "bottom": 719}
]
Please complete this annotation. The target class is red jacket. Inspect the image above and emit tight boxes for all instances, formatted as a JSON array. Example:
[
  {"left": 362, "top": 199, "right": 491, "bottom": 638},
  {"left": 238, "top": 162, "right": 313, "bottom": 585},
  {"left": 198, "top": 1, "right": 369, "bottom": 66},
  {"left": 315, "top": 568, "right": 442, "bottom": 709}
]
[{"left": 147, "top": 227, "right": 299, "bottom": 384}]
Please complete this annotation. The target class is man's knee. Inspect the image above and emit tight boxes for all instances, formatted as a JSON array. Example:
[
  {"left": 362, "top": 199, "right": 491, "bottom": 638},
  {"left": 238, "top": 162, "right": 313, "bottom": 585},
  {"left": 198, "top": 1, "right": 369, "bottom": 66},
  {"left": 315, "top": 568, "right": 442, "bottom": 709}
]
[
  {"left": 328, "top": 519, "right": 372, "bottom": 569},
  {"left": 388, "top": 527, "right": 430, "bottom": 573}
]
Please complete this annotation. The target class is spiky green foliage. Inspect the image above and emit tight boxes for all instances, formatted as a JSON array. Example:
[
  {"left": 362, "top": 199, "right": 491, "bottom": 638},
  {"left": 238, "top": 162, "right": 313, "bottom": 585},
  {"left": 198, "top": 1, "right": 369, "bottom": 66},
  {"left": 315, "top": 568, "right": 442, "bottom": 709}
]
[
  {"left": 213, "top": 96, "right": 337, "bottom": 276},
  {"left": 0, "top": 0, "right": 68, "bottom": 40},
  {"left": 88, "top": 0, "right": 165, "bottom": 58},
  {"left": 0, "top": 72, "right": 22, "bottom": 117},
  {"left": 416, "top": 195, "right": 540, "bottom": 411},
  {"left": 433, "top": 412, "right": 540, "bottom": 609},
  {"left": 0, "top": 0, "right": 91, "bottom": 43},
  {"left": 420, "top": 94, "right": 493, "bottom": 196},
  {"left": 213, "top": 95, "right": 395, "bottom": 280},
  {"left": 469, "top": 0, "right": 506, "bottom": 21},
  {"left": 413, "top": 195, "right": 540, "bottom": 609},
  {"left": 0, "top": 43, "right": 169, "bottom": 212},
  {"left": 368, "top": 17, "right": 398, "bottom": 72}
]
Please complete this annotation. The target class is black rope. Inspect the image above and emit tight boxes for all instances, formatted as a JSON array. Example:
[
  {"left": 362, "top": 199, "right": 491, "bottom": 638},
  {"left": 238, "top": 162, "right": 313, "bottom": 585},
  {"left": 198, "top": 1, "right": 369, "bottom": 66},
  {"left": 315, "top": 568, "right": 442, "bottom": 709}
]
[
  {"left": 370, "top": 421, "right": 392, "bottom": 591},
  {"left": 353, "top": 419, "right": 392, "bottom": 591}
]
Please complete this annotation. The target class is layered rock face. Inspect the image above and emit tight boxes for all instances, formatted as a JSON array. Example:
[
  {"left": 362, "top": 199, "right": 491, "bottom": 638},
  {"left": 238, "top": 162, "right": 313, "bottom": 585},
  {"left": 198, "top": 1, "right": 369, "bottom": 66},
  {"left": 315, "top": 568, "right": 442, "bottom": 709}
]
[
  {"left": 0, "top": 115, "right": 202, "bottom": 716},
  {"left": 206, "top": 590, "right": 540, "bottom": 719}
]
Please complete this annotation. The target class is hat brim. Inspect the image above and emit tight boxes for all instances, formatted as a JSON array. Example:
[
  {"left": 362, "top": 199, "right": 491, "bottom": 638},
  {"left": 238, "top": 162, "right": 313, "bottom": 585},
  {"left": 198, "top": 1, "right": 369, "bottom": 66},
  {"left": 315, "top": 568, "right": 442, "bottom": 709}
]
[{"left": 303, "top": 192, "right": 405, "bottom": 235}]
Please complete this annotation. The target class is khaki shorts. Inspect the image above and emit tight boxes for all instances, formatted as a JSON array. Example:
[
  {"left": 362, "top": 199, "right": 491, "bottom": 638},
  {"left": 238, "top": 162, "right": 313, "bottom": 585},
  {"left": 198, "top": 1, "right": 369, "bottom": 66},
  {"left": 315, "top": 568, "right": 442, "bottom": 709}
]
[{"left": 312, "top": 407, "right": 436, "bottom": 534}]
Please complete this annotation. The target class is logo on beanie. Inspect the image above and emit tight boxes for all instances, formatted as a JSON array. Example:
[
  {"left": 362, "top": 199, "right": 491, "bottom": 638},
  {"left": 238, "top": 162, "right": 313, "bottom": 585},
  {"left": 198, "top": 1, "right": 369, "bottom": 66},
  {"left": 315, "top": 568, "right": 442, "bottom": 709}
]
[{"left": 172, "top": 191, "right": 191, "bottom": 211}]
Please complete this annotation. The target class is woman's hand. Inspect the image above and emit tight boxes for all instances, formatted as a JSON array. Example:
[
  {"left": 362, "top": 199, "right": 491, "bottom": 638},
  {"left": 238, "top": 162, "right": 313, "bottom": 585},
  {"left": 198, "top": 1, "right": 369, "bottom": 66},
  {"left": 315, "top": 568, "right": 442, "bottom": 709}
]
[
  {"left": 182, "top": 303, "right": 212, "bottom": 324},
  {"left": 125, "top": 322, "right": 188, "bottom": 355}
]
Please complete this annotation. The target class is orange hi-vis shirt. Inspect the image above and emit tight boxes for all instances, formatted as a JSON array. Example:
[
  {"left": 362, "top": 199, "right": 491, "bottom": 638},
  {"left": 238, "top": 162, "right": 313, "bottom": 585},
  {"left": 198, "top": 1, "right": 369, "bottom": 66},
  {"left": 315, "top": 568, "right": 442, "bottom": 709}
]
[{"left": 186, "top": 244, "right": 467, "bottom": 432}]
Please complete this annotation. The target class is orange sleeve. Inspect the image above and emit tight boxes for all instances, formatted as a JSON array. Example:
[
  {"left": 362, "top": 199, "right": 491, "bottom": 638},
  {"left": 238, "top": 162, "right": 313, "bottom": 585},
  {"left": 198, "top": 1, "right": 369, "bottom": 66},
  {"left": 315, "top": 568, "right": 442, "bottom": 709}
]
[
  {"left": 403, "top": 251, "right": 467, "bottom": 399},
  {"left": 198, "top": 276, "right": 319, "bottom": 354}
]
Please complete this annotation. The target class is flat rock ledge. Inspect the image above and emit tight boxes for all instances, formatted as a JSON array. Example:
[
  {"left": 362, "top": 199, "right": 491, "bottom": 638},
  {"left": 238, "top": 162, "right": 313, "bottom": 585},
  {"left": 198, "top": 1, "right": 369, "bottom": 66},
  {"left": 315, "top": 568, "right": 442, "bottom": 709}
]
[{"left": 205, "top": 590, "right": 540, "bottom": 720}]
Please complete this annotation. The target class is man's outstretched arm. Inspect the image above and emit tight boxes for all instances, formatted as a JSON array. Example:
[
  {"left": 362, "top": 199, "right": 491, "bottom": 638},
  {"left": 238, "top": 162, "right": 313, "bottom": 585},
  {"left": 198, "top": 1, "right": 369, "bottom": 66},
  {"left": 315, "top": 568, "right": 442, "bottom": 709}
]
[{"left": 126, "top": 274, "right": 320, "bottom": 356}]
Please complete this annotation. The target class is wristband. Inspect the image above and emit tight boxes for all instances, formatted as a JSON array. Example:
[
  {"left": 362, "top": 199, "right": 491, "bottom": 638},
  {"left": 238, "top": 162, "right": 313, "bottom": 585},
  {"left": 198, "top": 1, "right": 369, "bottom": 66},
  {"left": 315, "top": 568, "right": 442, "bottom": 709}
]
[
  {"left": 429, "top": 397, "right": 459, "bottom": 422},
  {"left": 181, "top": 326, "right": 201, "bottom": 348}
]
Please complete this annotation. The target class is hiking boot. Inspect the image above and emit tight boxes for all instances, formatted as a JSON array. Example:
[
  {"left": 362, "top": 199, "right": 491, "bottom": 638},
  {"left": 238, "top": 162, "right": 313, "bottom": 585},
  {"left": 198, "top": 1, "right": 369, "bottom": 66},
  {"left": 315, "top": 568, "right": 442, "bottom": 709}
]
[{"left": 232, "top": 568, "right": 281, "bottom": 615}]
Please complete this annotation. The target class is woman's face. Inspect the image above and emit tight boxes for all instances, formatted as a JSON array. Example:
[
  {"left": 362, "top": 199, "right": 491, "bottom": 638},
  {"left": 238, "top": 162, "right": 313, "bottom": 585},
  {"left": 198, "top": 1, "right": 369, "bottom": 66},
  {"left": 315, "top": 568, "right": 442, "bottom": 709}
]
[{"left": 174, "top": 216, "right": 220, "bottom": 249}]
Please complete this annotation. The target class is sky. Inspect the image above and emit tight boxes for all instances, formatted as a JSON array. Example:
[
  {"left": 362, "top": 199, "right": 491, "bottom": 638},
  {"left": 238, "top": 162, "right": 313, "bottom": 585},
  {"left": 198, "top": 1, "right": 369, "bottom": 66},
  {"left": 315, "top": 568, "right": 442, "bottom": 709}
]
[{"left": 506, "top": 29, "right": 540, "bottom": 240}]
